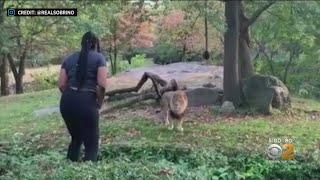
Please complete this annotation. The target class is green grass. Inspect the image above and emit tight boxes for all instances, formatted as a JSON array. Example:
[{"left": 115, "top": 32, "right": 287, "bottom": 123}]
[
  {"left": 1, "top": 89, "right": 320, "bottom": 179},
  {"left": 0, "top": 89, "right": 62, "bottom": 137}
]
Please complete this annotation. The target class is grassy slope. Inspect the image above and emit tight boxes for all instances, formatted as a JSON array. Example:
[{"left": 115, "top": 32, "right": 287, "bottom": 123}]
[{"left": 1, "top": 89, "right": 320, "bottom": 179}]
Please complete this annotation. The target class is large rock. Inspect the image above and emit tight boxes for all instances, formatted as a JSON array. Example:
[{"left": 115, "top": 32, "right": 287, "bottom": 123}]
[
  {"left": 243, "top": 74, "right": 291, "bottom": 114},
  {"left": 220, "top": 101, "right": 236, "bottom": 115},
  {"left": 186, "top": 87, "right": 223, "bottom": 107}
]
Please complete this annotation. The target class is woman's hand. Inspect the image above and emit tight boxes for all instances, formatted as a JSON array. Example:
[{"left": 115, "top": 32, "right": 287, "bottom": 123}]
[{"left": 96, "top": 85, "right": 105, "bottom": 109}]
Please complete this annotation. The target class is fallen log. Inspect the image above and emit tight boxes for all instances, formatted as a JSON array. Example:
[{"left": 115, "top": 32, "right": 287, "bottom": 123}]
[
  {"left": 105, "top": 72, "right": 168, "bottom": 98},
  {"left": 102, "top": 72, "right": 181, "bottom": 113},
  {"left": 101, "top": 92, "right": 156, "bottom": 114},
  {"left": 107, "top": 88, "right": 154, "bottom": 102}
]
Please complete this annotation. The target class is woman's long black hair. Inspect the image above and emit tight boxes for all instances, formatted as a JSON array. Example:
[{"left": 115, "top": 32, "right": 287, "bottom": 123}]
[{"left": 76, "top": 31, "right": 101, "bottom": 88}]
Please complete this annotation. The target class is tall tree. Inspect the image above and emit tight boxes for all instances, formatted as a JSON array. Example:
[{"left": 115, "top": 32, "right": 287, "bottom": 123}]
[
  {"left": 3, "top": 0, "right": 65, "bottom": 94},
  {"left": 0, "top": 0, "right": 9, "bottom": 95},
  {"left": 252, "top": 1, "right": 318, "bottom": 86},
  {"left": 159, "top": 1, "right": 204, "bottom": 61},
  {"left": 0, "top": 54, "right": 9, "bottom": 95},
  {"left": 223, "top": 1, "right": 241, "bottom": 105},
  {"left": 238, "top": 1, "right": 275, "bottom": 80},
  {"left": 203, "top": 0, "right": 210, "bottom": 61},
  {"left": 6, "top": 17, "right": 61, "bottom": 94},
  {"left": 98, "top": 1, "right": 150, "bottom": 74}
]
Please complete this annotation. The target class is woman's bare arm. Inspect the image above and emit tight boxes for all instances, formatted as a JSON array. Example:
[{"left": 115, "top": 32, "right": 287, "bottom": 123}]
[
  {"left": 96, "top": 66, "right": 107, "bottom": 108},
  {"left": 97, "top": 66, "right": 107, "bottom": 88},
  {"left": 58, "top": 68, "right": 68, "bottom": 92}
]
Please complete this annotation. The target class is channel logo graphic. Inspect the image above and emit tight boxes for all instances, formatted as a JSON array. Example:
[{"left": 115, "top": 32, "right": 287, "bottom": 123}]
[
  {"left": 267, "top": 143, "right": 295, "bottom": 160},
  {"left": 7, "top": 8, "right": 16, "bottom": 16}
]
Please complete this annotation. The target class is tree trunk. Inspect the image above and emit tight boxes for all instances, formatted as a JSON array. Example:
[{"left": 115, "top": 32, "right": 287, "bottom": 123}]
[
  {"left": 238, "top": 6, "right": 253, "bottom": 81},
  {"left": 181, "top": 43, "right": 186, "bottom": 62},
  {"left": 238, "top": 35, "right": 252, "bottom": 79},
  {"left": 108, "top": 43, "right": 114, "bottom": 74},
  {"left": 15, "top": 74, "right": 23, "bottom": 94},
  {"left": 203, "top": 0, "right": 210, "bottom": 61},
  {"left": 0, "top": 0, "right": 4, "bottom": 24},
  {"left": 237, "top": 1, "right": 275, "bottom": 80},
  {"left": 224, "top": 1, "right": 241, "bottom": 106},
  {"left": 0, "top": 55, "right": 9, "bottom": 95},
  {"left": 204, "top": 16, "right": 208, "bottom": 53},
  {"left": 283, "top": 50, "right": 294, "bottom": 84},
  {"left": 204, "top": 0, "right": 208, "bottom": 54},
  {"left": 113, "top": 50, "right": 117, "bottom": 74},
  {"left": 7, "top": 52, "right": 25, "bottom": 94},
  {"left": 112, "top": 32, "right": 118, "bottom": 75}
]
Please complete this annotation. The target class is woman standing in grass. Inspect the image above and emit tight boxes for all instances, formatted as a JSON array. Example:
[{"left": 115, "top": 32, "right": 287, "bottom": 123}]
[{"left": 58, "top": 31, "right": 107, "bottom": 162}]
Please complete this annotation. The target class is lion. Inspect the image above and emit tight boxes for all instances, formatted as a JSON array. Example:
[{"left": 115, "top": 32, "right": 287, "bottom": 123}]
[{"left": 160, "top": 90, "right": 188, "bottom": 132}]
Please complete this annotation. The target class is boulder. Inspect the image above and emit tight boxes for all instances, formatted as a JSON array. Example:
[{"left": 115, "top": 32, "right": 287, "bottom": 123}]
[
  {"left": 243, "top": 74, "right": 291, "bottom": 114},
  {"left": 220, "top": 101, "right": 236, "bottom": 115},
  {"left": 186, "top": 87, "right": 223, "bottom": 107}
]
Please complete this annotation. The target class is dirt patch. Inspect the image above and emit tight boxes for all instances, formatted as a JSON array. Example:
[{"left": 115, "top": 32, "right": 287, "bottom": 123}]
[{"left": 102, "top": 102, "right": 219, "bottom": 124}]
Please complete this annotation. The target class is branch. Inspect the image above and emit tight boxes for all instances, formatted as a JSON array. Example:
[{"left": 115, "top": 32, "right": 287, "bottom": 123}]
[
  {"left": 106, "top": 72, "right": 168, "bottom": 96},
  {"left": 265, "top": 10, "right": 286, "bottom": 22},
  {"left": 30, "top": 19, "right": 61, "bottom": 37},
  {"left": 9, "top": 19, "right": 61, "bottom": 40},
  {"left": 18, "top": 40, "right": 29, "bottom": 76},
  {"left": 190, "top": 11, "right": 201, "bottom": 29},
  {"left": 248, "top": 1, "right": 276, "bottom": 26}
]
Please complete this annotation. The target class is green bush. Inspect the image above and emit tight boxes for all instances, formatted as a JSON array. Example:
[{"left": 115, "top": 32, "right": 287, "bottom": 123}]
[
  {"left": 184, "top": 51, "right": 203, "bottom": 62},
  {"left": 130, "top": 54, "right": 152, "bottom": 68},
  {"left": 110, "top": 54, "right": 152, "bottom": 74},
  {"left": 28, "top": 70, "right": 58, "bottom": 92},
  {"left": 255, "top": 58, "right": 320, "bottom": 99},
  {"left": 122, "top": 48, "right": 144, "bottom": 62},
  {"left": 1, "top": 143, "right": 320, "bottom": 179},
  {"left": 153, "top": 43, "right": 181, "bottom": 64},
  {"left": 210, "top": 51, "right": 224, "bottom": 65}
]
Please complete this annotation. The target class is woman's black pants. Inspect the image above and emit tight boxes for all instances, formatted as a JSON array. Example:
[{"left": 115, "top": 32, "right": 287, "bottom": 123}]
[{"left": 60, "top": 89, "right": 99, "bottom": 162}]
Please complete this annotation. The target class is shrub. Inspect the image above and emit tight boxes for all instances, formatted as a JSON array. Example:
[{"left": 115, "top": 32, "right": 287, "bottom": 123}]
[
  {"left": 153, "top": 43, "right": 181, "bottom": 64},
  {"left": 255, "top": 58, "right": 320, "bottom": 99},
  {"left": 28, "top": 70, "right": 58, "bottom": 92},
  {"left": 110, "top": 54, "right": 152, "bottom": 74},
  {"left": 184, "top": 51, "right": 203, "bottom": 62},
  {"left": 130, "top": 54, "right": 152, "bottom": 68},
  {"left": 122, "top": 48, "right": 144, "bottom": 62},
  {"left": 1, "top": 143, "right": 320, "bottom": 179}
]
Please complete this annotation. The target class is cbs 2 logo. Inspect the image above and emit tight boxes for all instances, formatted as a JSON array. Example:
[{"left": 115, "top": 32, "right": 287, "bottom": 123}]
[{"left": 267, "top": 144, "right": 294, "bottom": 160}]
